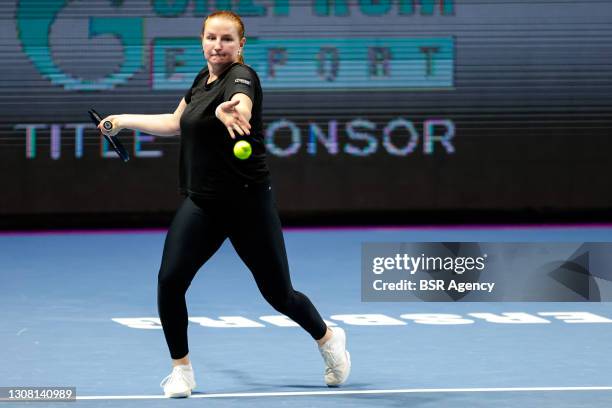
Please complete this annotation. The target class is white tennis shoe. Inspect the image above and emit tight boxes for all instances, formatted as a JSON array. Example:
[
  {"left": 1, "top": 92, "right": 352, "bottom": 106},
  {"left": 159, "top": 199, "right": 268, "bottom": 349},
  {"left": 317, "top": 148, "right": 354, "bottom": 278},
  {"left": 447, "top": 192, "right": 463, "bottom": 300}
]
[
  {"left": 160, "top": 364, "right": 197, "bottom": 398},
  {"left": 318, "top": 327, "right": 351, "bottom": 387}
]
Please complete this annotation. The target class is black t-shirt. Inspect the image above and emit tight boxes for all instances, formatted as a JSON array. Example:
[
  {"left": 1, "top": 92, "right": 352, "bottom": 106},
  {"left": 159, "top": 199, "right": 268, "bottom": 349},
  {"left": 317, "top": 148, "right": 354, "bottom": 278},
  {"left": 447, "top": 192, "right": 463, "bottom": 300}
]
[{"left": 179, "top": 62, "right": 270, "bottom": 199}]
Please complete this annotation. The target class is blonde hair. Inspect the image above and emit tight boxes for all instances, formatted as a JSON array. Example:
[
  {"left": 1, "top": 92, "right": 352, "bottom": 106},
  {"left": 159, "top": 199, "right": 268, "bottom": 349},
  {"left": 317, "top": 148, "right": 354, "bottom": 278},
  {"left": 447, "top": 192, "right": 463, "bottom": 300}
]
[{"left": 202, "top": 10, "right": 245, "bottom": 64}]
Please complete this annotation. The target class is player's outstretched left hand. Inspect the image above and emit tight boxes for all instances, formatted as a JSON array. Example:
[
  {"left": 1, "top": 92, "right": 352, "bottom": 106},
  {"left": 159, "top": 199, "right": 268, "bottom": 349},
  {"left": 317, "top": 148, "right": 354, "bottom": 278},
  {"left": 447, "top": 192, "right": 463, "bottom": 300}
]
[{"left": 215, "top": 100, "right": 251, "bottom": 139}]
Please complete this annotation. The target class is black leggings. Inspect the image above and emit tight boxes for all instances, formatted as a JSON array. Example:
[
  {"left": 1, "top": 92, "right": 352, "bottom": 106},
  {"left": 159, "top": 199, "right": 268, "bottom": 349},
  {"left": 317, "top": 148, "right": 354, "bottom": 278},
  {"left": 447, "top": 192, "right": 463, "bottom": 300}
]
[{"left": 157, "top": 183, "right": 328, "bottom": 359}]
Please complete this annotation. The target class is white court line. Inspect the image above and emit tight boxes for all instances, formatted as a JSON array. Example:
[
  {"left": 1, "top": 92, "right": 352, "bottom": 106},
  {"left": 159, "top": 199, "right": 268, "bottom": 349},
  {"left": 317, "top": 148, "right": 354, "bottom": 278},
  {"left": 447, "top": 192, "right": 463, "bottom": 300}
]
[{"left": 76, "top": 386, "right": 612, "bottom": 400}]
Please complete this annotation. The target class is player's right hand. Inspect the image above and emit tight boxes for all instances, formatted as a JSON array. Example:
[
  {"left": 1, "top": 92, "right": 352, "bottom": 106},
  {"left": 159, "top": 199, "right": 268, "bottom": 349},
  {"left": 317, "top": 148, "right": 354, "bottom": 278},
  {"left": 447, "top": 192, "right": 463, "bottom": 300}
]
[{"left": 98, "top": 115, "right": 122, "bottom": 137}]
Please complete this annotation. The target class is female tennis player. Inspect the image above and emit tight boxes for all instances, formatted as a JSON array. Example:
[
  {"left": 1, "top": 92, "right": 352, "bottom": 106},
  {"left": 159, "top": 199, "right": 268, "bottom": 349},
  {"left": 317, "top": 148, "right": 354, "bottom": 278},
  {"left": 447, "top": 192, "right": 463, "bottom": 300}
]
[{"left": 98, "top": 10, "right": 350, "bottom": 398}]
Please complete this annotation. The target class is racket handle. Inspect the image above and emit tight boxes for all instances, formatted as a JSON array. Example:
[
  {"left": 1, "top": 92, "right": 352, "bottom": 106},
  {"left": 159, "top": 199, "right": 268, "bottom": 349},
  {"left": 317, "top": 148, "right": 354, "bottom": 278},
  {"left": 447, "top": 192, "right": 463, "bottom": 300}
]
[{"left": 88, "top": 108, "right": 130, "bottom": 162}]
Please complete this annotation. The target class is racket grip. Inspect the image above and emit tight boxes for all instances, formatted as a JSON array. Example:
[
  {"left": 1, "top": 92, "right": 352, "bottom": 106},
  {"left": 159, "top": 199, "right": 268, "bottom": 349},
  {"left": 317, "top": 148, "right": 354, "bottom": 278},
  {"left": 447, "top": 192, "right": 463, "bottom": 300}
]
[{"left": 103, "top": 121, "right": 113, "bottom": 131}]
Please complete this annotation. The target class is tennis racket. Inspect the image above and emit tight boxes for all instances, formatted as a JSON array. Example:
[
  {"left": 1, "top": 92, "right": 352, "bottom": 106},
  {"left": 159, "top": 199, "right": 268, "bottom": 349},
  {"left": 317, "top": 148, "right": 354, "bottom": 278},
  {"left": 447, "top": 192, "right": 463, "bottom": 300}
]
[{"left": 88, "top": 108, "right": 130, "bottom": 162}]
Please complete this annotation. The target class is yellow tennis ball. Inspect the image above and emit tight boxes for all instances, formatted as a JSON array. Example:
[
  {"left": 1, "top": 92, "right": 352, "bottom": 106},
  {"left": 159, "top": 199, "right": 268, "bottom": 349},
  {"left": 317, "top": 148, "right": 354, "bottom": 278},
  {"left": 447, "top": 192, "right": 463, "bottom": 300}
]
[{"left": 233, "top": 140, "right": 252, "bottom": 160}]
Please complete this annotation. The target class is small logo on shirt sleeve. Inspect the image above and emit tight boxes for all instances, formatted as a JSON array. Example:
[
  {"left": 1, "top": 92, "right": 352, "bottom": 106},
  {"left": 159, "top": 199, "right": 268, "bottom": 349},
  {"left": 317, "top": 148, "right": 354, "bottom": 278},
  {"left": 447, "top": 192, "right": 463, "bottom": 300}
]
[{"left": 235, "top": 78, "right": 251, "bottom": 86}]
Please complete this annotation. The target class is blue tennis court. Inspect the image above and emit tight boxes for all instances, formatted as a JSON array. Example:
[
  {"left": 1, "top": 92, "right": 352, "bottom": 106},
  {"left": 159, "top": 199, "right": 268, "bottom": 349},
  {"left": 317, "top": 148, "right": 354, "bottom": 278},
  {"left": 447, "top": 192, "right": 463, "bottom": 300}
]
[{"left": 1, "top": 225, "right": 612, "bottom": 407}]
